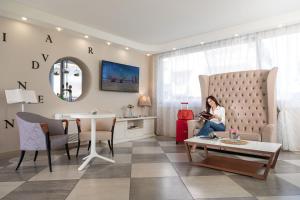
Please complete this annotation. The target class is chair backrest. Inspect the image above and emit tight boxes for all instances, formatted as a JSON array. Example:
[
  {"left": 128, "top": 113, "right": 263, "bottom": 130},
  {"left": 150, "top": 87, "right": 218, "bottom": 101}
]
[
  {"left": 16, "top": 112, "right": 64, "bottom": 135},
  {"left": 199, "top": 68, "right": 277, "bottom": 140},
  {"left": 79, "top": 117, "right": 116, "bottom": 132}
]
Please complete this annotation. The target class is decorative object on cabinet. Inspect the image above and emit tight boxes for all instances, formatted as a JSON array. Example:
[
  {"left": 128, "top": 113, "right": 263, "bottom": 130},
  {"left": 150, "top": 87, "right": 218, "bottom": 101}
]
[
  {"left": 75, "top": 117, "right": 116, "bottom": 157},
  {"left": 138, "top": 95, "right": 151, "bottom": 116},
  {"left": 49, "top": 57, "right": 88, "bottom": 102},
  {"left": 15, "top": 112, "right": 70, "bottom": 172},
  {"left": 125, "top": 104, "right": 135, "bottom": 118},
  {"left": 5, "top": 89, "right": 38, "bottom": 112}
]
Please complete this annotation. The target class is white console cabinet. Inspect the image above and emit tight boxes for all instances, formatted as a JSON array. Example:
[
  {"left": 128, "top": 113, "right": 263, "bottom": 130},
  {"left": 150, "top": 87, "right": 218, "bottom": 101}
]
[
  {"left": 114, "top": 116, "right": 156, "bottom": 143},
  {"left": 54, "top": 113, "right": 156, "bottom": 144}
]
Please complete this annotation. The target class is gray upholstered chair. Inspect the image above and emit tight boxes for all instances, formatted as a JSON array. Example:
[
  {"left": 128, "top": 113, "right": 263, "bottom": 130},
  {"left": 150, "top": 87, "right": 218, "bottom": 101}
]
[
  {"left": 188, "top": 68, "right": 278, "bottom": 143},
  {"left": 15, "top": 112, "right": 70, "bottom": 172},
  {"left": 75, "top": 117, "right": 116, "bottom": 157}
]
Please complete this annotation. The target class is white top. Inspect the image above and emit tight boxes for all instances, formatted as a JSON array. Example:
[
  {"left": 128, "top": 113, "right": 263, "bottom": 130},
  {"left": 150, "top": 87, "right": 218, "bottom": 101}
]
[
  {"left": 185, "top": 137, "right": 281, "bottom": 153},
  {"left": 209, "top": 106, "right": 225, "bottom": 125}
]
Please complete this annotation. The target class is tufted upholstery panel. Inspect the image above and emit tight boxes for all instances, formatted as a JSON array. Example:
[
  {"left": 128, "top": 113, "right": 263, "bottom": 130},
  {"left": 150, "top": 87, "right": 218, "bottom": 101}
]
[{"left": 189, "top": 68, "right": 278, "bottom": 142}]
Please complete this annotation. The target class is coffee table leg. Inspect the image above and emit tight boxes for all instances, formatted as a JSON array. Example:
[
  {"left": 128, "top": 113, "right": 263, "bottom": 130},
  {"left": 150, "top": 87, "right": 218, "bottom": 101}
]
[
  {"left": 204, "top": 145, "right": 208, "bottom": 158},
  {"left": 185, "top": 142, "right": 192, "bottom": 162},
  {"left": 261, "top": 152, "right": 274, "bottom": 180},
  {"left": 271, "top": 148, "right": 280, "bottom": 169}
]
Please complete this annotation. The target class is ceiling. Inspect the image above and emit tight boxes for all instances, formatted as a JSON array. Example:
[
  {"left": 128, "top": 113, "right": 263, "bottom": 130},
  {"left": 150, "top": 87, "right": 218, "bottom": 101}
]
[{"left": 2, "top": 0, "right": 300, "bottom": 53}]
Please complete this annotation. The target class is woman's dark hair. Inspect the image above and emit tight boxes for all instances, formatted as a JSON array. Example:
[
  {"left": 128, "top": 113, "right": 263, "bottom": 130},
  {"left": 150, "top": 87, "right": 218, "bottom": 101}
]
[{"left": 206, "top": 95, "right": 220, "bottom": 112}]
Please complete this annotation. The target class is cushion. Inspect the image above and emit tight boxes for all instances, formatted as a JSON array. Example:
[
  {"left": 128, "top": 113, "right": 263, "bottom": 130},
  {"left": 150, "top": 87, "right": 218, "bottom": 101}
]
[{"left": 80, "top": 131, "right": 112, "bottom": 141}]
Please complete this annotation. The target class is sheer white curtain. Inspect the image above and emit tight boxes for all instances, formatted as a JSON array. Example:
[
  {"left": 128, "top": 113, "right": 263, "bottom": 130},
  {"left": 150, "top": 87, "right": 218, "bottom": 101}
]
[
  {"left": 155, "top": 24, "right": 300, "bottom": 150},
  {"left": 259, "top": 27, "right": 300, "bottom": 151}
]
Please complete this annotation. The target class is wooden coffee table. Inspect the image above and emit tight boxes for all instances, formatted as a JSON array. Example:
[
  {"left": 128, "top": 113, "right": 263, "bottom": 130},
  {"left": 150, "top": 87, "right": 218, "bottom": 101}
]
[{"left": 185, "top": 137, "right": 281, "bottom": 180}]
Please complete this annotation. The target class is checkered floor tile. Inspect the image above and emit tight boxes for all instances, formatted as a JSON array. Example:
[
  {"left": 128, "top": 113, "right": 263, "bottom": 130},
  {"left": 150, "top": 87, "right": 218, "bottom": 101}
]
[{"left": 1, "top": 136, "right": 300, "bottom": 200}]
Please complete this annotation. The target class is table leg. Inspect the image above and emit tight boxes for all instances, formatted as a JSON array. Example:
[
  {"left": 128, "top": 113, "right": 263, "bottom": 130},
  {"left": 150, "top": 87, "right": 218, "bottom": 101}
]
[
  {"left": 261, "top": 152, "right": 274, "bottom": 180},
  {"left": 271, "top": 149, "right": 280, "bottom": 169},
  {"left": 185, "top": 142, "right": 192, "bottom": 162},
  {"left": 204, "top": 145, "right": 208, "bottom": 158},
  {"left": 78, "top": 156, "right": 93, "bottom": 171},
  {"left": 82, "top": 155, "right": 89, "bottom": 161},
  {"left": 78, "top": 118, "right": 115, "bottom": 171}
]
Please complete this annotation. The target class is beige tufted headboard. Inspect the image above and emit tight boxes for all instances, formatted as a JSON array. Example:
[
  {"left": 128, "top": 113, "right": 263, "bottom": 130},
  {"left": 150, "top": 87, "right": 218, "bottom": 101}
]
[{"left": 199, "top": 68, "right": 278, "bottom": 142}]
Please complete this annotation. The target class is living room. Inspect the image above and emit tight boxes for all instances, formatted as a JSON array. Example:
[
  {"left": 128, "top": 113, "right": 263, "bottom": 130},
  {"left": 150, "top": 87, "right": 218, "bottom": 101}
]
[{"left": 0, "top": 0, "right": 300, "bottom": 199}]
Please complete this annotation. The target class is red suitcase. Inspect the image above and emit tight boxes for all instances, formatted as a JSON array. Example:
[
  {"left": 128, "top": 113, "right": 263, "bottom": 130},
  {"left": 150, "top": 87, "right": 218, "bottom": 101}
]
[
  {"left": 176, "top": 102, "right": 194, "bottom": 144},
  {"left": 176, "top": 119, "right": 188, "bottom": 144},
  {"left": 177, "top": 102, "right": 194, "bottom": 120}
]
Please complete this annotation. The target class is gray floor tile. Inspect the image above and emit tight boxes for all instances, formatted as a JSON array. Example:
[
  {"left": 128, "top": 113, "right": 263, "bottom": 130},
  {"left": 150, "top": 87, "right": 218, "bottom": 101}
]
[
  {"left": 0, "top": 166, "right": 45, "bottom": 182},
  {"left": 279, "top": 151, "right": 300, "bottom": 160},
  {"left": 92, "top": 154, "right": 132, "bottom": 164},
  {"left": 257, "top": 195, "right": 300, "bottom": 200},
  {"left": 99, "top": 147, "right": 132, "bottom": 154},
  {"left": 132, "top": 154, "right": 169, "bottom": 163},
  {"left": 0, "top": 182, "right": 24, "bottom": 199},
  {"left": 196, "top": 198, "right": 256, "bottom": 200},
  {"left": 132, "top": 146, "right": 164, "bottom": 154},
  {"left": 182, "top": 175, "right": 252, "bottom": 199},
  {"left": 130, "top": 177, "right": 193, "bottom": 200},
  {"left": 2, "top": 180, "right": 77, "bottom": 200},
  {"left": 272, "top": 160, "right": 300, "bottom": 173},
  {"left": 161, "top": 146, "right": 187, "bottom": 153},
  {"left": 82, "top": 164, "right": 131, "bottom": 179},
  {"left": 131, "top": 163, "right": 177, "bottom": 178},
  {"left": 276, "top": 173, "right": 300, "bottom": 188},
  {"left": 132, "top": 141, "right": 159, "bottom": 147},
  {"left": 67, "top": 178, "right": 130, "bottom": 200},
  {"left": 172, "top": 162, "right": 224, "bottom": 176},
  {"left": 229, "top": 173, "right": 300, "bottom": 196},
  {"left": 155, "top": 136, "right": 176, "bottom": 141}
]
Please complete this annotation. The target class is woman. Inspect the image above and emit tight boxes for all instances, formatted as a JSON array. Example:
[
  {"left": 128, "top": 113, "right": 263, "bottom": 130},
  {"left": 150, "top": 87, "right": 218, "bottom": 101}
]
[{"left": 191, "top": 95, "right": 226, "bottom": 152}]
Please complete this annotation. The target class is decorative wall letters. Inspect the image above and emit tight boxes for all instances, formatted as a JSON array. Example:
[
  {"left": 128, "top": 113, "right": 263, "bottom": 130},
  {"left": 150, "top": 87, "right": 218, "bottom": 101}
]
[
  {"left": 4, "top": 119, "right": 14, "bottom": 129},
  {"left": 88, "top": 47, "right": 94, "bottom": 54},
  {"left": 45, "top": 34, "right": 53, "bottom": 43},
  {"left": 17, "top": 81, "right": 27, "bottom": 90},
  {"left": 2, "top": 32, "right": 6, "bottom": 42}
]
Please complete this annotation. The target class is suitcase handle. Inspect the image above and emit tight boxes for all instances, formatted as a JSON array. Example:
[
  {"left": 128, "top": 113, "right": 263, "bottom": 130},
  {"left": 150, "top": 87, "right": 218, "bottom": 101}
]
[{"left": 180, "top": 102, "right": 189, "bottom": 110}]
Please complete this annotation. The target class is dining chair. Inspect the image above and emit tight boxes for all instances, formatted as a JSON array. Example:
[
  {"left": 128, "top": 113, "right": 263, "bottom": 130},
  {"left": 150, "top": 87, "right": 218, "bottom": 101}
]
[
  {"left": 15, "top": 112, "right": 70, "bottom": 172},
  {"left": 76, "top": 117, "right": 116, "bottom": 157}
]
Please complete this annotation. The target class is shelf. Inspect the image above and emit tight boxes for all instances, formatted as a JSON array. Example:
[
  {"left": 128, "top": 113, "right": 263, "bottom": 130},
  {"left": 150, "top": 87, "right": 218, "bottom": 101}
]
[{"left": 117, "top": 116, "right": 157, "bottom": 122}]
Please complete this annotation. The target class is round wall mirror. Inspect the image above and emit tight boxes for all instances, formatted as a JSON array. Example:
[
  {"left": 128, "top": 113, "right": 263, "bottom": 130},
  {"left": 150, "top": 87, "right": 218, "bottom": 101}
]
[{"left": 49, "top": 58, "right": 83, "bottom": 102}]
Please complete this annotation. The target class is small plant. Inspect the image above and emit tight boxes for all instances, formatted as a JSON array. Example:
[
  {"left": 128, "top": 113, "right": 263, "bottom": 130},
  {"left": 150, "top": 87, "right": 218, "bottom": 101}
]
[
  {"left": 127, "top": 104, "right": 134, "bottom": 109},
  {"left": 229, "top": 128, "right": 239, "bottom": 140}
]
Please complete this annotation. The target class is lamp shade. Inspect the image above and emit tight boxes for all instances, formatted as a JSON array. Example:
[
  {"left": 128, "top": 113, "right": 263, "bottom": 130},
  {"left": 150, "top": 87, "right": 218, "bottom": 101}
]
[
  {"left": 138, "top": 95, "right": 151, "bottom": 107},
  {"left": 5, "top": 89, "right": 38, "bottom": 104}
]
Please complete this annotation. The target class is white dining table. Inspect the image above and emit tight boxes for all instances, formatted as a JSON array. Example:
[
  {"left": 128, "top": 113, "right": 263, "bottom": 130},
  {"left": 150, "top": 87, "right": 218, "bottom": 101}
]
[{"left": 69, "top": 113, "right": 116, "bottom": 171}]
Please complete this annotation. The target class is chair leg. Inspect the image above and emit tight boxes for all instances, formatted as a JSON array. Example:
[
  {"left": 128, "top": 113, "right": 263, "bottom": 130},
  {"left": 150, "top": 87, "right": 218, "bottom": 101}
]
[
  {"left": 15, "top": 150, "right": 25, "bottom": 170},
  {"left": 87, "top": 141, "right": 91, "bottom": 151},
  {"left": 76, "top": 140, "right": 80, "bottom": 158},
  {"left": 34, "top": 151, "right": 38, "bottom": 162},
  {"left": 108, "top": 140, "right": 114, "bottom": 157},
  {"left": 65, "top": 143, "right": 71, "bottom": 160},
  {"left": 108, "top": 140, "right": 112, "bottom": 151},
  {"left": 46, "top": 136, "right": 52, "bottom": 172},
  {"left": 111, "top": 139, "right": 114, "bottom": 157}
]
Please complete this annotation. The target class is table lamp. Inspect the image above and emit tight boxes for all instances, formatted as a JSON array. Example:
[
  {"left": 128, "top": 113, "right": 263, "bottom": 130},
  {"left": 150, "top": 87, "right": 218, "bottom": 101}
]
[
  {"left": 138, "top": 95, "right": 151, "bottom": 116},
  {"left": 5, "top": 89, "right": 38, "bottom": 112}
]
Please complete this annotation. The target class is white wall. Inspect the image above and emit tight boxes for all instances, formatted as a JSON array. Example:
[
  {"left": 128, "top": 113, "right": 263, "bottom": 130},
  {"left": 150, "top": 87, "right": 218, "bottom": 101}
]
[{"left": 0, "top": 17, "right": 152, "bottom": 153}]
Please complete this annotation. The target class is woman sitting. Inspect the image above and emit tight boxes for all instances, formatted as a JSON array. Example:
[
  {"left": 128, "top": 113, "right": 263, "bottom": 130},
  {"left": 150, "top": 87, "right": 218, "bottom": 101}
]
[{"left": 191, "top": 95, "right": 226, "bottom": 152}]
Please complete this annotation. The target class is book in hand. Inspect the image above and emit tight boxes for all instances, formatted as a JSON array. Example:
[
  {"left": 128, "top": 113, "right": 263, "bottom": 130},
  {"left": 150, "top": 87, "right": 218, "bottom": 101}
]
[{"left": 199, "top": 111, "right": 213, "bottom": 120}]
